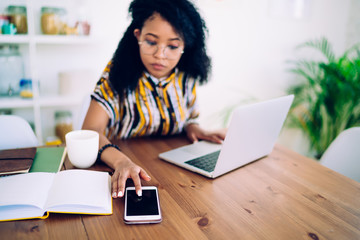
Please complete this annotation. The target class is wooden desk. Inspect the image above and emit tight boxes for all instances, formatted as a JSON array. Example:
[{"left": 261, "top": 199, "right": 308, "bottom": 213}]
[{"left": 1, "top": 135, "right": 359, "bottom": 239}]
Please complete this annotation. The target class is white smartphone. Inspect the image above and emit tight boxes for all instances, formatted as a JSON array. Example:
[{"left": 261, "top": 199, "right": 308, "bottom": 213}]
[{"left": 124, "top": 186, "right": 162, "bottom": 224}]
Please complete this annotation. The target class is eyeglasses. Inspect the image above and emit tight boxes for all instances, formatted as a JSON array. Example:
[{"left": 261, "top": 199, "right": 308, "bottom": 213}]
[{"left": 138, "top": 40, "right": 184, "bottom": 60}]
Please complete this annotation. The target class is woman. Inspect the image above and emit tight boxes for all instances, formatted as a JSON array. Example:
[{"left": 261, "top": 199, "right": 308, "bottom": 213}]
[{"left": 82, "top": 0, "right": 226, "bottom": 198}]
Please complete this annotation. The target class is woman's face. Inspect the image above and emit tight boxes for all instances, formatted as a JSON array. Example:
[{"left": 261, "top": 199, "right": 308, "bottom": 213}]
[{"left": 134, "top": 13, "right": 184, "bottom": 79}]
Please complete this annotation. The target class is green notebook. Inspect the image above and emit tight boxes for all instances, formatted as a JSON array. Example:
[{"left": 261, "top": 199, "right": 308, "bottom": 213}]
[{"left": 29, "top": 147, "right": 67, "bottom": 173}]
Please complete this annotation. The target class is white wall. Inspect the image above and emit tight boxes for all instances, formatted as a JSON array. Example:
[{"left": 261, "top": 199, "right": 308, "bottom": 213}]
[
  {"left": 193, "top": 0, "right": 356, "bottom": 156},
  {"left": 197, "top": 0, "right": 351, "bottom": 93},
  {"left": 37, "top": 0, "right": 358, "bottom": 156}
]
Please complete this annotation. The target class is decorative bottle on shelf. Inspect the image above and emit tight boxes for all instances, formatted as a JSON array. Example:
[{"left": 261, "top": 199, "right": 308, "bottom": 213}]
[
  {"left": 0, "top": 45, "right": 24, "bottom": 96},
  {"left": 19, "top": 79, "right": 33, "bottom": 98}
]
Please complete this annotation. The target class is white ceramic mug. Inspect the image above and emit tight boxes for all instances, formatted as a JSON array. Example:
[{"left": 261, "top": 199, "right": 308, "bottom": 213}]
[{"left": 65, "top": 130, "right": 99, "bottom": 168}]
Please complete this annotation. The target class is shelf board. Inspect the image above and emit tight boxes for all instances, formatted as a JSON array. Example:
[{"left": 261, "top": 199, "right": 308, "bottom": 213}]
[
  {"left": 0, "top": 95, "right": 83, "bottom": 109},
  {"left": 0, "top": 35, "right": 95, "bottom": 45},
  {"left": 0, "top": 97, "right": 34, "bottom": 109},
  {"left": 0, "top": 35, "right": 30, "bottom": 44}
]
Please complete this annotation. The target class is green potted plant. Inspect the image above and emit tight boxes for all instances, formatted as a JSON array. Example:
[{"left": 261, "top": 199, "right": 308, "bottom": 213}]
[{"left": 287, "top": 37, "right": 360, "bottom": 159}]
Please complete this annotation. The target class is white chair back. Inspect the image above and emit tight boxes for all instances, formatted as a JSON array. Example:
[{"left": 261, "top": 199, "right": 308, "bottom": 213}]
[
  {"left": 320, "top": 127, "right": 360, "bottom": 182},
  {"left": 0, "top": 115, "right": 38, "bottom": 150},
  {"left": 74, "top": 94, "right": 91, "bottom": 130}
]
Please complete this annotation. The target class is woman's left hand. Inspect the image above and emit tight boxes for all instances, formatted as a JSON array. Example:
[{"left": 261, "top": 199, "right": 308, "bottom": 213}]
[{"left": 185, "top": 123, "right": 227, "bottom": 144}]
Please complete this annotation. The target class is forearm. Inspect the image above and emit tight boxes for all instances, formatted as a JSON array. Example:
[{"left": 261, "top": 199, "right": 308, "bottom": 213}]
[
  {"left": 82, "top": 99, "right": 132, "bottom": 170},
  {"left": 97, "top": 134, "right": 131, "bottom": 170}
]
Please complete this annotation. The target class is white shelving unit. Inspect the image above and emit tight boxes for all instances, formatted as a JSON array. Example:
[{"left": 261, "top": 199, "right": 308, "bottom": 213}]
[{"left": 0, "top": 0, "right": 95, "bottom": 144}]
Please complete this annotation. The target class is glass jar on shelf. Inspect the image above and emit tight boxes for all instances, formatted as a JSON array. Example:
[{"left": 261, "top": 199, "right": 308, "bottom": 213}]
[
  {"left": 41, "top": 7, "right": 66, "bottom": 35},
  {"left": 0, "top": 45, "right": 24, "bottom": 96},
  {"left": 7, "top": 5, "right": 27, "bottom": 34},
  {"left": 55, "top": 110, "right": 73, "bottom": 143}
]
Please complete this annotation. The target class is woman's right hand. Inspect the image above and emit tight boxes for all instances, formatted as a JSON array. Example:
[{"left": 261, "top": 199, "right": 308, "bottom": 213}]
[
  {"left": 82, "top": 99, "right": 151, "bottom": 198},
  {"left": 111, "top": 156, "right": 151, "bottom": 198}
]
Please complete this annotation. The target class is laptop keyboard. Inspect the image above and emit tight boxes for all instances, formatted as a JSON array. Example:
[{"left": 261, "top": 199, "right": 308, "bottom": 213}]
[{"left": 185, "top": 150, "right": 221, "bottom": 172}]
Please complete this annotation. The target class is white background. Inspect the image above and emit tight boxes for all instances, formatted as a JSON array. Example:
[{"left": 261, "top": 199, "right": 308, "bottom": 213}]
[{"left": 3, "top": 0, "right": 359, "bottom": 156}]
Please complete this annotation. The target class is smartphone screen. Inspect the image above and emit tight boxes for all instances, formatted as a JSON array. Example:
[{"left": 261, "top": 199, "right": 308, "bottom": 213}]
[{"left": 124, "top": 186, "right": 162, "bottom": 224}]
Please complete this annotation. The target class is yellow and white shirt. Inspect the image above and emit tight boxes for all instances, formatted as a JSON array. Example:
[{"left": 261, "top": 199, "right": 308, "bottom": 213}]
[{"left": 91, "top": 63, "right": 199, "bottom": 140}]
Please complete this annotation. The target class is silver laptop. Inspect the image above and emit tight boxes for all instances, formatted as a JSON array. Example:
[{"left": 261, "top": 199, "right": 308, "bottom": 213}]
[{"left": 158, "top": 95, "right": 294, "bottom": 178}]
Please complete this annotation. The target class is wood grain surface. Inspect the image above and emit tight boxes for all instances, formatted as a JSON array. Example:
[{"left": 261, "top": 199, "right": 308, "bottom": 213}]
[{"left": 1, "top": 135, "right": 359, "bottom": 240}]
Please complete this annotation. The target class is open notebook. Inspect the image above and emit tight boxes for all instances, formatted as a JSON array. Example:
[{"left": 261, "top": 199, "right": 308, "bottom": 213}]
[
  {"left": 159, "top": 95, "right": 294, "bottom": 178},
  {"left": 0, "top": 169, "right": 112, "bottom": 222}
]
